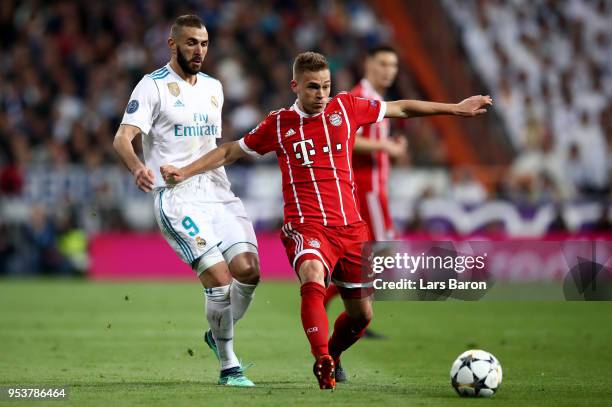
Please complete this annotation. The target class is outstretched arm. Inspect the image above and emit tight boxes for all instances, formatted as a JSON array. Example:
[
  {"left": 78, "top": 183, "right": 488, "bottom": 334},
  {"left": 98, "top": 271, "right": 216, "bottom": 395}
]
[
  {"left": 385, "top": 95, "right": 493, "bottom": 119},
  {"left": 160, "top": 141, "right": 247, "bottom": 185}
]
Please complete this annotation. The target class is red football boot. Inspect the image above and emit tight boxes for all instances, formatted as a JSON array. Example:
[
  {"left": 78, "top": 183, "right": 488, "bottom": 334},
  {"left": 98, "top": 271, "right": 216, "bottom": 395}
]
[{"left": 313, "top": 354, "right": 336, "bottom": 390}]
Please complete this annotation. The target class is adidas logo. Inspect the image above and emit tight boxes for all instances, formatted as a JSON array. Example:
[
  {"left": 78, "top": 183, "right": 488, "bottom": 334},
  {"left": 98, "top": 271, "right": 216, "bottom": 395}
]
[
  {"left": 174, "top": 100, "right": 185, "bottom": 107},
  {"left": 285, "top": 128, "right": 296, "bottom": 137}
]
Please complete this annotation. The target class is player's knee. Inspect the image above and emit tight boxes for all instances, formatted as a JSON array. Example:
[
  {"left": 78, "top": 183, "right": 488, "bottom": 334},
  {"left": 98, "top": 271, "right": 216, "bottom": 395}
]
[
  {"left": 229, "top": 253, "right": 260, "bottom": 285},
  {"left": 237, "top": 262, "right": 260, "bottom": 285},
  {"left": 198, "top": 262, "right": 232, "bottom": 288},
  {"left": 298, "top": 260, "right": 326, "bottom": 285},
  {"left": 346, "top": 300, "right": 373, "bottom": 322},
  {"left": 202, "top": 274, "right": 232, "bottom": 287},
  {"left": 360, "top": 306, "right": 373, "bottom": 323}
]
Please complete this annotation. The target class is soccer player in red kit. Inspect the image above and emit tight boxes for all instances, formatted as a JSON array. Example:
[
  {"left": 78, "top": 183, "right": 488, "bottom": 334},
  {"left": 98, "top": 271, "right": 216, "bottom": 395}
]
[
  {"left": 323, "top": 46, "right": 404, "bottom": 345},
  {"left": 352, "top": 45, "right": 404, "bottom": 241},
  {"left": 160, "top": 52, "right": 492, "bottom": 390}
]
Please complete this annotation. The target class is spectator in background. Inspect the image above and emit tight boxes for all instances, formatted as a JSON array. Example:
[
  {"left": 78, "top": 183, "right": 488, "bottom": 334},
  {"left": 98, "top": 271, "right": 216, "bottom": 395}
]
[
  {"left": 566, "top": 141, "right": 608, "bottom": 200},
  {"left": 444, "top": 0, "right": 611, "bottom": 182},
  {"left": 449, "top": 167, "right": 487, "bottom": 206},
  {"left": 21, "top": 205, "right": 71, "bottom": 275},
  {"left": 510, "top": 130, "right": 574, "bottom": 204},
  {"left": 57, "top": 212, "right": 88, "bottom": 275}
]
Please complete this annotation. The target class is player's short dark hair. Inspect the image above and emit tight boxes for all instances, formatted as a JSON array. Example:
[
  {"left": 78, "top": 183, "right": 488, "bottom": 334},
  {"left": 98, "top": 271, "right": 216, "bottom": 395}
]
[
  {"left": 171, "top": 14, "right": 205, "bottom": 38},
  {"left": 292, "top": 52, "right": 329, "bottom": 79},
  {"left": 367, "top": 45, "right": 397, "bottom": 57}
]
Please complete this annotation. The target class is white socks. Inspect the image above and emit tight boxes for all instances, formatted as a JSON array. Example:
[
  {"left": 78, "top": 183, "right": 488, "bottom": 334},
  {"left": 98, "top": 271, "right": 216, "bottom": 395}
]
[
  {"left": 230, "top": 278, "right": 257, "bottom": 325},
  {"left": 205, "top": 285, "right": 239, "bottom": 370}
]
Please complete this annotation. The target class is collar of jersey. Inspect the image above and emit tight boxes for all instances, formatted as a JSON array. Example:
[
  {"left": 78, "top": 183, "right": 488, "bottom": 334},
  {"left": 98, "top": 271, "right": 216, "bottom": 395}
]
[
  {"left": 291, "top": 100, "right": 324, "bottom": 119},
  {"left": 166, "top": 63, "right": 199, "bottom": 87}
]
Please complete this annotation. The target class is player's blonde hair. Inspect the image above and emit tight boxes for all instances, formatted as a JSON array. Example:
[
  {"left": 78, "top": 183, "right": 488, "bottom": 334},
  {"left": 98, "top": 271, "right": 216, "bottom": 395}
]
[{"left": 292, "top": 52, "right": 329, "bottom": 79}]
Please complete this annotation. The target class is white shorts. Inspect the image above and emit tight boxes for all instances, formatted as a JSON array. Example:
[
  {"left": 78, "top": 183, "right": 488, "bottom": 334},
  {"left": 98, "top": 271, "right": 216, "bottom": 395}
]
[{"left": 152, "top": 174, "right": 258, "bottom": 274}]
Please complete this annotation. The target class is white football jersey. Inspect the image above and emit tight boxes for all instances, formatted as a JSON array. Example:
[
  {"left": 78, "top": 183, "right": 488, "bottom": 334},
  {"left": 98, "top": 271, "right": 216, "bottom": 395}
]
[{"left": 121, "top": 63, "right": 230, "bottom": 190}]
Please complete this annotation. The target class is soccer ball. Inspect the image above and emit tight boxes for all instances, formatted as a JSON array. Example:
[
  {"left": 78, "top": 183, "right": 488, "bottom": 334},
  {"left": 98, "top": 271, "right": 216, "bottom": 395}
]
[{"left": 450, "top": 349, "right": 502, "bottom": 397}]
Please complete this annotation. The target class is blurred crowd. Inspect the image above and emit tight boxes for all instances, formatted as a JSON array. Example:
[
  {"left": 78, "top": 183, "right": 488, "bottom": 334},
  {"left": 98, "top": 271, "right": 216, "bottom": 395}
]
[
  {"left": 0, "top": 0, "right": 611, "bottom": 275},
  {"left": 0, "top": 0, "right": 423, "bottom": 175},
  {"left": 0, "top": 0, "right": 429, "bottom": 275},
  {"left": 444, "top": 0, "right": 612, "bottom": 204}
]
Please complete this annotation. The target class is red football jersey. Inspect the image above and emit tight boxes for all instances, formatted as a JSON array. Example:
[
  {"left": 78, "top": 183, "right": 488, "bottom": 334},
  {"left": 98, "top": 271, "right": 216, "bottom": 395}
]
[
  {"left": 239, "top": 92, "right": 386, "bottom": 226},
  {"left": 351, "top": 79, "right": 391, "bottom": 196}
]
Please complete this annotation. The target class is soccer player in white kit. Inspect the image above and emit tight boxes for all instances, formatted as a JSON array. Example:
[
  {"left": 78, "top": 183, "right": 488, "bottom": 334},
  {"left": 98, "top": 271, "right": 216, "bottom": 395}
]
[{"left": 113, "top": 15, "right": 258, "bottom": 387}]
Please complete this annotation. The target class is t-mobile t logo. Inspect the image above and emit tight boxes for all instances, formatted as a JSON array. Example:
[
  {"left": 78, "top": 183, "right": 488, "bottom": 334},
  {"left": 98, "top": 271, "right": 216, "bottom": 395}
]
[{"left": 293, "top": 139, "right": 315, "bottom": 166}]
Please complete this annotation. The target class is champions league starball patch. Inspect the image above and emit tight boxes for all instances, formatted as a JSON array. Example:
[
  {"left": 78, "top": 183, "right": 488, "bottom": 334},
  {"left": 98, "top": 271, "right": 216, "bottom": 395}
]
[
  {"left": 126, "top": 100, "right": 139, "bottom": 114},
  {"left": 328, "top": 113, "right": 342, "bottom": 127}
]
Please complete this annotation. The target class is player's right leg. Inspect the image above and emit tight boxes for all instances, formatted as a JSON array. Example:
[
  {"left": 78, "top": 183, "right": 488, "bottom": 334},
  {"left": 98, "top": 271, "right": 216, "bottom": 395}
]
[
  {"left": 298, "top": 259, "right": 336, "bottom": 390},
  {"left": 281, "top": 222, "right": 340, "bottom": 390}
]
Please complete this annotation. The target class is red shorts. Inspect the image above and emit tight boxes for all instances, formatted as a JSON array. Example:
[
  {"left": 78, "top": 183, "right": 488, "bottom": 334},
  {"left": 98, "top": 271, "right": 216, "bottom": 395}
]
[
  {"left": 280, "top": 221, "right": 374, "bottom": 299},
  {"left": 357, "top": 189, "right": 395, "bottom": 241}
]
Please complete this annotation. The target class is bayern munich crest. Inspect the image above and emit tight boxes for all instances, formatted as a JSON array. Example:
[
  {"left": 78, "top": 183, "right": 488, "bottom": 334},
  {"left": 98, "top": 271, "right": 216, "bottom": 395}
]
[
  {"left": 328, "top": 113, "right": 342, "bottom": 127},
  {"left": 308, "top": 239, "right": 321, "bottom": 248}
]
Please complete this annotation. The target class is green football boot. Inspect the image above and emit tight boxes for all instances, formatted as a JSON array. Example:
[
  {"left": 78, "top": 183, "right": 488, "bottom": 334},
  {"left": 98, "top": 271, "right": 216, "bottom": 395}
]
[
  {"left": 203, "top": 329, "right": 220, "bottom": 361},
  {"left": 218, "top": 366, "right": 255, "bottom": 387}
]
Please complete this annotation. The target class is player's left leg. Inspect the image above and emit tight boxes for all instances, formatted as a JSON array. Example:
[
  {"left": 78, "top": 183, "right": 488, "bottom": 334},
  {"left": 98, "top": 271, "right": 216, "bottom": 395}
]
[
  {"left": 203, "top": 251, "right": 259, "bottom": 359},
  {"left": 203, "top": 198, "right": 260, "bottom": 371},
  {"left": 329, "top": 295, "right": 373, "bottom": 363},
  {"left": 226, "top": 252, "right": 259, "bottom": 325},
  {"left": 323, "top": 282, "right": 340, "bottom": 309},
  {"left": 214, "top": 198, "right": 260, "bottom": 326},
  {"left": 327, "top": 221, "right": 375, "bottom": 380},
  {"left": 195, "top": 251, "right": 254, "bottom": 387}
]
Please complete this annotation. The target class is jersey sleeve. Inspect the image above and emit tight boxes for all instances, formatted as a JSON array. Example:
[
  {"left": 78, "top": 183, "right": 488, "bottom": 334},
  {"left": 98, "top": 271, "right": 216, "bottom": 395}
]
[
  {"left": 238, "top": 113, "right": 277, "bottom": 158},
  {"left": 345, "top": 93, "right": 387, "bottom": 128},
  {"left": 120, "top": 76, "right": 160, "bottom": 135}
]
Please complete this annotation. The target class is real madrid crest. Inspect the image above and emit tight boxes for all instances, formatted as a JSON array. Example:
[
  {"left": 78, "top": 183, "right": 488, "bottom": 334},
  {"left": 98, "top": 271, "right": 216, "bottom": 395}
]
[
  {"left": 195, "top": 236, "right": 207, "bottom": 248},
  {"left": 328, "top": 113, "right": 342, "bottom": 127},
  {"left": 211, "top": 95, "right": 218, "bottom": 108},
  {"left": 167, "top": 82, "right": 180, "bottom": 97}
]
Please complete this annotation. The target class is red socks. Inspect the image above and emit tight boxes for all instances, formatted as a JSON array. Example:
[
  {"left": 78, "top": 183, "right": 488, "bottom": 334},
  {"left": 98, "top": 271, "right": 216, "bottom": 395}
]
[
  {"left": 329, "top": 311, "right": 370, "bottom": 360},
  {"left": 323, "top": 283, "right": 340, "bottom": 308},
  {"left": 302, "top": 283, "right": 371, "bottom": 360},
  {"left": 300, "top": 282, "right": 329, "bottom": 358}
]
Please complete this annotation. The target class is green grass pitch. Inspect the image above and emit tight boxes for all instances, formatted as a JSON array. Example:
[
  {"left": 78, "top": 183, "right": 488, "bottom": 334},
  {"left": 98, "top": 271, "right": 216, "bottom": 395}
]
[{"left": 1, "top": 280, "right": 611, "bottom": 406}]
